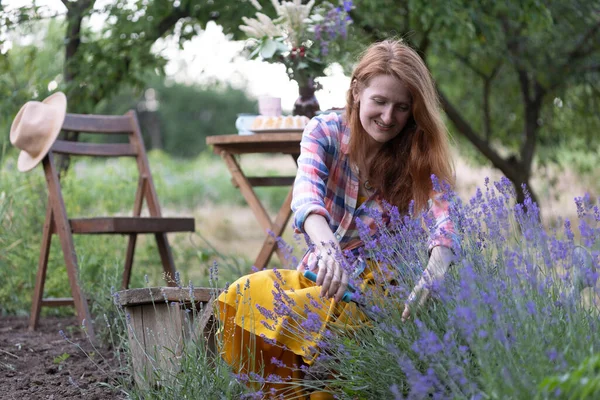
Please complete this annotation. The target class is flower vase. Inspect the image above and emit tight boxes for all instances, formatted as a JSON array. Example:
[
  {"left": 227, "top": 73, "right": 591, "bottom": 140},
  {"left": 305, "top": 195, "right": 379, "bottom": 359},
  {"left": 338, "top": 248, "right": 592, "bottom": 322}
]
[{"left": 293, "top": 81, "right": 320, "bottom": 119}]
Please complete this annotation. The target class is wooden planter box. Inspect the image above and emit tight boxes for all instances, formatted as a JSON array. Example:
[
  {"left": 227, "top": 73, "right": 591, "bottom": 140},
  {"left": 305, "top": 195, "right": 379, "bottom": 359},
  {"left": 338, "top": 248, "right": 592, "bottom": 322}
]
[{"left": 115, "top": 287, "right": 217, "bottom": 387}]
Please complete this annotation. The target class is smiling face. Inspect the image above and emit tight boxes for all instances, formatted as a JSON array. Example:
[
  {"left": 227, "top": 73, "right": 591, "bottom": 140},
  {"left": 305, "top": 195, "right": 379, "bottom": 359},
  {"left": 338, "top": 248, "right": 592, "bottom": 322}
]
[{"left": 357, "top": 74, "right": 413, "bottom": 150}]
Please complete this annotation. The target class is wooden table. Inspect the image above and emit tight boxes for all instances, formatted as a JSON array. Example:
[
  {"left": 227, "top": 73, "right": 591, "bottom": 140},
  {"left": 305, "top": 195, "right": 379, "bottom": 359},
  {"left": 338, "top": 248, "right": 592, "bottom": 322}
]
[{"left": 206, "top": 132, "right": 303, "bottom": 270}]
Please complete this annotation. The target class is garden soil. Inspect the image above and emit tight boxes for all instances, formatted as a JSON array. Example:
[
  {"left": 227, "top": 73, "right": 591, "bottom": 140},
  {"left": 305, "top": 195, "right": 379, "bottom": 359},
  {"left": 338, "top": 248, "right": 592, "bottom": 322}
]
[{"left": 0, "top": 316, "right": 126, "bottom": 399}]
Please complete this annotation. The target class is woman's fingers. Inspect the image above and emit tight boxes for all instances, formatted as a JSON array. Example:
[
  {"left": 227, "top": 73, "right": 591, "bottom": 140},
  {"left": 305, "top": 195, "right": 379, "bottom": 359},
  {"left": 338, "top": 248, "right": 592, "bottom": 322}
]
[
  {"left": 401, "top": 304, "right": 411, "bottom": 322},
  {"left": 317, "top": 254, "right": 346, "bottom": 299},
  {"left": 316, "top": 256, "right": 327, "bottom": 286},
  {"left": 327, "top": 258, "right": 343, "bottom": 298},
  {"left": 402, "top": 286, "right": 431, "bottom": 322},
  {"left": 334, "top": 271, "right": 349, "bottom": 302},
  {"left": 320, "top": 256, "right": 335, "bottom": 298},
  {"left": 418, "top": 288, "right": 430, "bottom": 307}
]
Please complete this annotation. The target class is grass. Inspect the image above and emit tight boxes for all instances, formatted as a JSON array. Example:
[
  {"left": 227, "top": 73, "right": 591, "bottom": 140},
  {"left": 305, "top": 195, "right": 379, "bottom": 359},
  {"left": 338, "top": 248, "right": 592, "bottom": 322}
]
[
  {"left": 2, "top": 144, "right": 600, "bottom": 398},
  {"left": 0, "top": 147, "right": 303, "bottom": 318}
]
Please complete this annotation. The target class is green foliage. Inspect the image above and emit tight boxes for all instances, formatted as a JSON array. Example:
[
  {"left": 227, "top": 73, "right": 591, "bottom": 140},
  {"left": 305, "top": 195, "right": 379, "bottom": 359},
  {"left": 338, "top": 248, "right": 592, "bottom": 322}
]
[
  {"left": 53, "top": 352, "right": 70, "bottom": 364},
  {"left": 0, "top": 149, "right": 261, "bottom": 320},
  {"left": 154, "top": 81, "right": 257, "bottom": 157},
  {"left": 95, "top": 78, "right": 257, "bottom": 157},
  {"left": 0, "top": 147, "right": 51, "bottom": 315},
  {"left": 538, "top": 354, "right": 600, "bottom": 399},
  {"left": 426, "top": 0, "right": 600, "bottom": 153},
  {"left": 0, "top": 0, "right": 261, "bottom": 117},
  {"left": 0, "top": 18, "right": 64, "bottom": 148},
  {"left": 0, "top": 13, "right": 257, "bottom": 157}
]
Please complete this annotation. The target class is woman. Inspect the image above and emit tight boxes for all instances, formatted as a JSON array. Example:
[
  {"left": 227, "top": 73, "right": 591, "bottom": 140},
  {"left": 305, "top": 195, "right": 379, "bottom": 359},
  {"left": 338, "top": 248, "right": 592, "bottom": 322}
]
[{"left": 217, "top": 39, "right": 457, "bottom": 399}]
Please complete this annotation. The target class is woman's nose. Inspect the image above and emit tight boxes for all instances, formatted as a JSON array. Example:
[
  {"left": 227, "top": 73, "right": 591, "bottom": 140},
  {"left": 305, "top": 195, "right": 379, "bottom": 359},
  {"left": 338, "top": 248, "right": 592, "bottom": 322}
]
[{"left": 381, "top": 106, "right": 393, "bottom": 124}]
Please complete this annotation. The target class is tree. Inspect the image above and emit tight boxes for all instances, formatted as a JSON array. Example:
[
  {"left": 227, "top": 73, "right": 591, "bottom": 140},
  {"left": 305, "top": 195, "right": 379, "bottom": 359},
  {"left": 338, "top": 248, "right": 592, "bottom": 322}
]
[
  {"left": 0, "top": 0, "right": 262, "bottom": 167},
  {"left": 349, "top": 0, "right": 600, "bottom": 205},
  {"left": 0, "top": 16, "right": 65, "bottom": 149},
  {"left": 3, "top": 0, "right": 599, "bottom": 204},
  {"left": 96, "top": 77, "right": 257, "bottom": 157}
]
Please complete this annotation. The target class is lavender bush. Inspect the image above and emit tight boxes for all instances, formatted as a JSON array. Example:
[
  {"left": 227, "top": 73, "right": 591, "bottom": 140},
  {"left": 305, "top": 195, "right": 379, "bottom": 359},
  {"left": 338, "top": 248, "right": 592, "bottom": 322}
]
[
  {"left": 54, "top": 176, "right": 600, "bottom": 398},
  {"left": 245, "top": 177, "right": 600, "bottom": 399}
]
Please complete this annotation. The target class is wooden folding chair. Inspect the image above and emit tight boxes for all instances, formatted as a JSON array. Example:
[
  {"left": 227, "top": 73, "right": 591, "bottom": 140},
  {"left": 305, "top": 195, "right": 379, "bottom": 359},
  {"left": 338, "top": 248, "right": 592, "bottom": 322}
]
[{"left": 29, "top": 110, "right": 195, "bottom": 341}]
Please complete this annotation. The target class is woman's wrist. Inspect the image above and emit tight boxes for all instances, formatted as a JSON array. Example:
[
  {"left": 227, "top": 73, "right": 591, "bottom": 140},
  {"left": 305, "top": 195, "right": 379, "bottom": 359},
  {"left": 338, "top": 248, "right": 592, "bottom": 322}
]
[{"left": 305, "top": 214, "right": 340, "bottom": 252}]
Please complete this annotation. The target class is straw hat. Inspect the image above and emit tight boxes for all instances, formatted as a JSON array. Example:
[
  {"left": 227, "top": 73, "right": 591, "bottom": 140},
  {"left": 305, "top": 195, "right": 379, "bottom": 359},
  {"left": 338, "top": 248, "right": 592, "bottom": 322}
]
[{"left": 10, "top": 92, "right": 67, "bottom": 172}]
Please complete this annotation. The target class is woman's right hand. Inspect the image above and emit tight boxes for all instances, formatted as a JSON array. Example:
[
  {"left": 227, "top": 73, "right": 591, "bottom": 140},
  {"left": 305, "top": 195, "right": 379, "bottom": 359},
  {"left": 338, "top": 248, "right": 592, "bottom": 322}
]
[
  {"left": 304, "top": 214, "right": 349, "bottom": 302},
  {"left": 311, "top": 245, "right": 349, "bottom": 302}
]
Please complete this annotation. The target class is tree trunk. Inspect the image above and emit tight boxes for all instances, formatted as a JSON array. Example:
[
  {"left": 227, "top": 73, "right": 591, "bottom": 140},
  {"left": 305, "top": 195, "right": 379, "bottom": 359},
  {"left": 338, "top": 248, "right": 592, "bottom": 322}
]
[
  {"left": 139, "top": 110, "right": 163, "bottom": 150},
  {"left": 58, "top": 0, "right": 94, "bottom": 176}
]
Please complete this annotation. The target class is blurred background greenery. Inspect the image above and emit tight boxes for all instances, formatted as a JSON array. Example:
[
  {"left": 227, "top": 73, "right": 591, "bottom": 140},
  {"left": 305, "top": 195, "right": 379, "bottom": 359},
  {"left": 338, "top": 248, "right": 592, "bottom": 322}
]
[{"left": 0, "top": 0, "right": 599, "bottom": 330}]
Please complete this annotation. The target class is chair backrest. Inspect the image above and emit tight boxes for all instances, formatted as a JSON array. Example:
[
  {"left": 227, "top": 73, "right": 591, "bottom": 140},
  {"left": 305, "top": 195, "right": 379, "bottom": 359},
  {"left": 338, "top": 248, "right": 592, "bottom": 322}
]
[{"left": 49, "top": 110, "right": 162, "bottom": 218}]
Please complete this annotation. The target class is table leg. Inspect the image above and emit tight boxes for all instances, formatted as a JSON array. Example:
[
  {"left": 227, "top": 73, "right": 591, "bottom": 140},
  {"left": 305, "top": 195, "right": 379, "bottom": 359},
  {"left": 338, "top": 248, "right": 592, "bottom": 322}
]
[
  {"left": 220, "top": 151, "right": 294, "bottom": 270},
  {"left": 254, "top": 188, "right": 294, "bottom": 269}
]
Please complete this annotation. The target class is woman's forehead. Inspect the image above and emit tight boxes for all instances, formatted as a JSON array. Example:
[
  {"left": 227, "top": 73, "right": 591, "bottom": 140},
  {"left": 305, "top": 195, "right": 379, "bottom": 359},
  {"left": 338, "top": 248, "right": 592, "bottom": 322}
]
[{"left": 362, "top": 75, "right": 411, "bottom": 102}]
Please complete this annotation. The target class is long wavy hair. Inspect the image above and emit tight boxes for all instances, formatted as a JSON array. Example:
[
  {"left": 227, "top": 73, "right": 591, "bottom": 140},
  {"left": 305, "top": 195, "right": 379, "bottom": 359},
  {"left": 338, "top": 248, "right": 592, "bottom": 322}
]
[{"left": 346, "top": 39, "right": 454, "bottom": 213}]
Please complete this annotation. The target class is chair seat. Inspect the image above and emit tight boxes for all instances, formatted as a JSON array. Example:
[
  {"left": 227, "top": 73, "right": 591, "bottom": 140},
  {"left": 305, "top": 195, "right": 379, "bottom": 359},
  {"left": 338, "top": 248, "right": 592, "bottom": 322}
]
[{"left": 68, "top": 217, "right": 195, "bottom": 234}]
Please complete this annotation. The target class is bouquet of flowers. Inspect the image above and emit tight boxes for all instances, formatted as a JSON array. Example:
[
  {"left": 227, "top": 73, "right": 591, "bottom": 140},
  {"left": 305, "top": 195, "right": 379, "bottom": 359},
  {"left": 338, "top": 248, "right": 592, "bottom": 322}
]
[{"left": 239, "top": 0, "right": 354, "bottom": 91}]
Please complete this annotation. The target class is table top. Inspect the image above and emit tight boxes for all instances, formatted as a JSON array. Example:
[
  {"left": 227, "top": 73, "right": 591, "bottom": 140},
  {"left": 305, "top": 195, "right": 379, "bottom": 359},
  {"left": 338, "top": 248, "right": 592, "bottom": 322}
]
[{"left": 206, "top": 132, "right": 303, "bottom": 155}]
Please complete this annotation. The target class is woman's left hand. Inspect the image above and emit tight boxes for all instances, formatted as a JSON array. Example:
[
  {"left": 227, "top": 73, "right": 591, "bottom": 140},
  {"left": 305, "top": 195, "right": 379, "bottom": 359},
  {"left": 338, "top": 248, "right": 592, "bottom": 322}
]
[{"left": 402, "top": 246, "right": 455, "bottom": 322}]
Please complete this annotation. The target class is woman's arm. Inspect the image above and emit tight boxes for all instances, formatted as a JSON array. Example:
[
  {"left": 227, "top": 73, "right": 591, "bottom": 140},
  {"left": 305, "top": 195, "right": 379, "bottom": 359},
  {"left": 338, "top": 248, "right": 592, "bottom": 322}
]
[
  {"left": 401, "top": 245, "right": 455, "bottom": 321},
  {"left": 303, "top": 213, "right": 349, "bottom": 302},
  {"left": 402, "top": 190, "right": 459, "bottom": 321},
  {"left": 291, "top": 115, "right": 350, "bottom": 301}
]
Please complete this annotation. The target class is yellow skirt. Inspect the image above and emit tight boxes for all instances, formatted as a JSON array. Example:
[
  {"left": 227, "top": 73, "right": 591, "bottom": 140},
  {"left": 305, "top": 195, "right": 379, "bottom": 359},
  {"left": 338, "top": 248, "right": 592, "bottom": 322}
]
[{"left": 216, "top": 268, "right": 374, "bottom": 399}]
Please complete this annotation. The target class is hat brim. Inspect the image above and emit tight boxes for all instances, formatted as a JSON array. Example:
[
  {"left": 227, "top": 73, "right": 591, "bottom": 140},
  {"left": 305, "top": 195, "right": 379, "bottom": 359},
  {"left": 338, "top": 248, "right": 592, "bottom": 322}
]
[{"left": 17, "top": 92, "right": 67, "bottom": 172}]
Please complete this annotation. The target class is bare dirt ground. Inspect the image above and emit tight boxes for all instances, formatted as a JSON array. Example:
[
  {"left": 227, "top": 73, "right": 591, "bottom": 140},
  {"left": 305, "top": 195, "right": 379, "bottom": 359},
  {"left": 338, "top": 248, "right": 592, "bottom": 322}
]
[{"left": 0, "top": 316, "right": 126, "bottom": 400}]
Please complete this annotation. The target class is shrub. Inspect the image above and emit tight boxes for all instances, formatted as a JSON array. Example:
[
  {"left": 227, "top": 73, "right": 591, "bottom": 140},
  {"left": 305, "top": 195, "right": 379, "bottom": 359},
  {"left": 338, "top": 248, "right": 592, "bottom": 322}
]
[{"left": 240, "top": 177, "right": 600, "bottom": 399}]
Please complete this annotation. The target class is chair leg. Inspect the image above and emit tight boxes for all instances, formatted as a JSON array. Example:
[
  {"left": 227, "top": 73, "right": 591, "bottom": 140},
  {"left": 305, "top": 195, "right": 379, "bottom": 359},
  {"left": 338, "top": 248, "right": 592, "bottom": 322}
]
[
  {"left": 42, "top": 154, "right": 95, "bottom": 341},
  {"left": 122, "top": 233, "right": 137, "bottom": 289},
  {"left": 155, "top": 233, "right": 177, "bottom": 287},
  {"left": 29, "top": 207, "right": 54, "bottom": 331},
  {"left": 57, "top": 231, "right": 95, "bottom": 341}
]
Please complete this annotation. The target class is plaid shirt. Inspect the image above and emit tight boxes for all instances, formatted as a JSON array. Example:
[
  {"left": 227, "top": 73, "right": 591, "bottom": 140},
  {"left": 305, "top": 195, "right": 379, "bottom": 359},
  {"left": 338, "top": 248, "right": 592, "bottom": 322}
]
[{"left": 292, "top": 112, "right": 456, "bottom": 274}]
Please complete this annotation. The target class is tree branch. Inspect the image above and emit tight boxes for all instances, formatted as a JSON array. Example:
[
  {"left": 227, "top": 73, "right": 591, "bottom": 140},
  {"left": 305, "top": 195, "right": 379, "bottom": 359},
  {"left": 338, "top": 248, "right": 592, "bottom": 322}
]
[
  {"left": 450, "top": 51, "right": 488, "bottom": 79},
  {"left": 437, "top": 88, "right": 519, "bottom": 178},
  {"left": 583, "top": 63, "right": 600, "bottom": 72},
  {"left": 451, "top": 53, "right": 501, "bottom": 142},
  {"left": 154, "top": 8, "right": 189, "bottom": 41},
  {"left": 565, "top": 20, "right": 600, "bottom": 64},
  {"left": 516, "top": 68, "right": 531, "bottom": 105},
  {"left": 417, "top": 22, "right": 435, "bottom": 56},
  {"left": 484, "top": 63, "right": 502, "bottom": 141},
  {"left": 547, "top": 20, "right": 600, "bottom": 91},
  {"left": 483, "top": 79, "right": 492, "bottom": 142}
]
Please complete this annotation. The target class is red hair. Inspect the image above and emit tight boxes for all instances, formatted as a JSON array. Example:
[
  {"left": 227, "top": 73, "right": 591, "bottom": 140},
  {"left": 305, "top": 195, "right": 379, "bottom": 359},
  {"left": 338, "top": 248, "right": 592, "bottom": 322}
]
[{"left": 345, "top": 39, "right": 454, "bottom": 213}]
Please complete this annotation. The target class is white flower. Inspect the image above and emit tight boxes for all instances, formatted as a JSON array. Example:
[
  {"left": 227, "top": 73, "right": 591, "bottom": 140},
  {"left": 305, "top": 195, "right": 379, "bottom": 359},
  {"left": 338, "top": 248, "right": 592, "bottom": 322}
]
[
  {"left": 240, "top": 14, "right": 280, "bottom": 39},
  {"left": 249, "top": 0, "right": 262, "bottom": 10},
  {"left": 255, "top": 12, "right": 281, "bottom": 37}
]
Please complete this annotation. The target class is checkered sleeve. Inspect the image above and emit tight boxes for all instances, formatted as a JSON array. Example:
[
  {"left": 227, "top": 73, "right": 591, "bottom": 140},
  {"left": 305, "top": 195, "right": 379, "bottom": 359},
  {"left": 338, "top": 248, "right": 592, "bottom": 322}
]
[
  {"left": 292, "top": 116, "right": 335, "bottom": 234},
  {"left": 426, "top": 193, "right": 460, "bottom": 254}
]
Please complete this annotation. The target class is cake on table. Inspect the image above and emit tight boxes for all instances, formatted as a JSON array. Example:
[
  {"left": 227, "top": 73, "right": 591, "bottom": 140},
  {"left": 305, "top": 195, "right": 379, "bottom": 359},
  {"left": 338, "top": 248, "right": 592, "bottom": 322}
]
[{"left": 251, "top": 115, "right": 310, "bottom": 131}]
